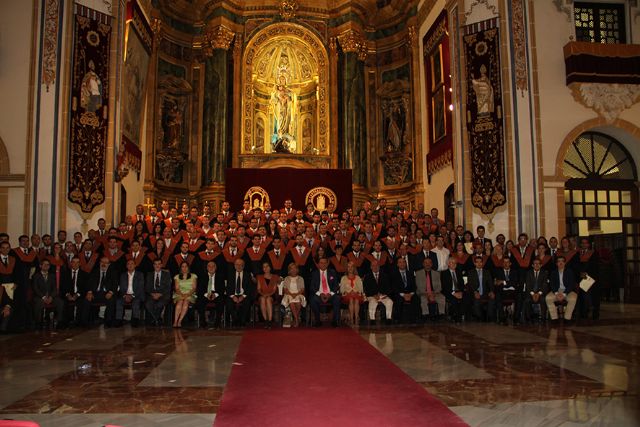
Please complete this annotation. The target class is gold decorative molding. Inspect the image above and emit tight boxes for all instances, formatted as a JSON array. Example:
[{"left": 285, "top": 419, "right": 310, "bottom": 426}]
[
  {"left": 279, "top": 0, "right": 299, "bottom": 20},
  {"left": 233, "top": 32, "right": 243, "bottom": 56},
  {"left": 337, "top": 29, "right": 367, "bottom": 60},
  {"left": 417, "top": 0, "right": 438, "bottom": 27},
  {"left": 406, "top": 25, "right": 417, "bottom": 47},
  {"left": 203, "top": 25, "right": 235, "bottom": 55},
  {"left": 569, "top": 83, "right": 640, "bottom": 124}
]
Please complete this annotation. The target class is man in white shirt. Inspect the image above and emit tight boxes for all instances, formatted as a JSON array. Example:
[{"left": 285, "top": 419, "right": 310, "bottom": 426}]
[
  {"left": 116, "top": 259, "right": 145, "bottom": 327},
  {"left": 430, "top": 235, "right": 450, "bottom": 272}
]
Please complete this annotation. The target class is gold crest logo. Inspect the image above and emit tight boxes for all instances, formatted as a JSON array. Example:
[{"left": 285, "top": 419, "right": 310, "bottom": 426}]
[
  {"left": 305, "top": 187, "right": 337, "bottom": 212},
  {"left": 244, "top": 186, "right": 270, "bottom": 210}
]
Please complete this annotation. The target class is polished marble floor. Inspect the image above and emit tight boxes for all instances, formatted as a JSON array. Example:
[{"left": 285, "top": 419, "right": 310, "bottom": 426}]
[{"left": 0, "top": 303, "right": 638, "bottom": 426}]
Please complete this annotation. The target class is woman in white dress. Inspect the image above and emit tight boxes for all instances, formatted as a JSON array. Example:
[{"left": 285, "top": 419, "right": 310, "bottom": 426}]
[{"left": 281, "top": 263, "right": 306, "bottom": 327}]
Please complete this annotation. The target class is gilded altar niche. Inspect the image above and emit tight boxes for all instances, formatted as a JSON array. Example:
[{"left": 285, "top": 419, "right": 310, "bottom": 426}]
[{"left": 240, "top": 23, "right": 331, "bottom": 168}]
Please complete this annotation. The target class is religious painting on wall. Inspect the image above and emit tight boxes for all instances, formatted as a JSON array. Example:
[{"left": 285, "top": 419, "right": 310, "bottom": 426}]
[
  {"left": 377, "top": 64, "right": 413, "bottom": 186},
  {"left": 68, "top": 4, "right": 111, "bottom": 213},
  {"left": 424, "top": 10, "right": 453, "bottom": 177},
  {"left": 155, "top": 63, "right": 192, "bottom": 184},
  {"left": 463, "top": 18, "right": 506, "bottom": 215},
  {"left": 117, "top": 0, "right": 151, "bottom": 182},
  {"left": 121, "top": 0, "right": 151, "bottom": 148}
]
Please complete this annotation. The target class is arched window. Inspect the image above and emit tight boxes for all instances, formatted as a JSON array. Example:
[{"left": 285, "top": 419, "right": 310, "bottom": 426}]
[{"left": 564, "top": 132, "right": 638, "bottom": 236}]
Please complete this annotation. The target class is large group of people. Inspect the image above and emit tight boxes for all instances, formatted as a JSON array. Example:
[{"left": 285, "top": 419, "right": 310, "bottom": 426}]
[{"left": 0, "top": 198, "right": 602, "bottom": 333}]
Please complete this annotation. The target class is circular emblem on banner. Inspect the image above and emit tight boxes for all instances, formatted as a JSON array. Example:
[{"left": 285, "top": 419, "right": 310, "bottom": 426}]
[
  {"left": 243, "top": 186, "right": 270, "bottom": 210},
  {"left": 305, "top": 187, "right": 337, "bottom": 212}
]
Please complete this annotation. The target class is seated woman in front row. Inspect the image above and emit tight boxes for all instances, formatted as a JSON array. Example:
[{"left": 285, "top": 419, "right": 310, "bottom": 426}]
[
  {"left": 173, "top": 262, "right": 196, "bottom": 328},
  {"left": 257, "top": 261, "right": 279, "bottom": 329},
  {"left": 340, "top": 261, "right": 365, "bottom": 326},
  {"left": 281, "top": 263, "right": 306, "bottom": 327}
]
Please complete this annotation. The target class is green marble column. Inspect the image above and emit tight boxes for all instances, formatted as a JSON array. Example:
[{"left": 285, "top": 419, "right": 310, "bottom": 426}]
[
  {"left": 202, "top": 49, "right": 231, "bottom": 184},
  {"left": 339, "top": 51, "right": 367, "bottom": 186}
]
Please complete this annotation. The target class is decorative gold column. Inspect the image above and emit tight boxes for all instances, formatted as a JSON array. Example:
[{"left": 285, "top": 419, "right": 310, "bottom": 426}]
[
  {"left": 143, "top": 18, "right": 162, "bottom": 202},
  {"left": 231, "top": 33, "right": 243, "bottom": 168},
  {"left": 407, "top": 23, "right": 425, "bottom": 206},
  {"left": 329, "top": 37, "right": 339, "bottom": 168}
]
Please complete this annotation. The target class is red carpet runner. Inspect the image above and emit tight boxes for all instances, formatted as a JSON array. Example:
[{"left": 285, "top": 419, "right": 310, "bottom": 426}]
[{"left": 214, "top": 329, "right": 468, "bottom": 427}]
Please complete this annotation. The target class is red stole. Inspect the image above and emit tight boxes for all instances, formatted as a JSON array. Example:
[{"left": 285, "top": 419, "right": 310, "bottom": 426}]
[
  {"left": 267, "top": 250, "right": 287, "bottom": 272},
  {"left": 291, "top": 246, "right": 311, "bottom": 266},
  {"left": 105, "top": 250, "right": 125, "bottom": 264},
  {"left": 147, "top": 251, "right": 172, "bottom": 268},
  {"left": 222, "top": 247, "right": 243, "bottom": 264},
  {"left": 198, "top": 250, "right": 220, "bottom": 263},
  {"left": 347, "top": 252, "right": 365, "bottom": 268},
  {"left": 579, "top": 250, "right": 594, "bottom": 263},
  {"left": 236, "top": 237, "right": 249, "bottom": 251},
  {"left": 14, "top": 248, "right": 38, "bottom": 264},
  {"left": 247, "top": 246, "right": 266, "bottom": 261},
  {"left": 537, "top": 255, "right": 552, "bottom": 268},
  {"left": 126, "top": 249, "right": 147, "bottom": 268},
  {"left": 330, "top": 255, "right": 348, "bottom": 273},
  {"left": 257, "top": 274, "right": 279, "bottom": 295},
  {"left": 559, "top": 249, "right": 578, "bottom": 264},
  {"left": 174, "top": 253, "right": 195, "bottom": 267},
  {"left": 0, "top": 256, "right": 16, "bottom": 276},
  {"left": 79, "top": 251, "right": 99, "bottom": 273},
  {"left": 490, "top": 255, "right": 504, "bottom": 270},
  {"left": 366, "top": 251, "right": 388, "bottom": 266},
  {"left": 187, "top": 239, "right": 204, "bottom": 253},
  {"left": 511, "top": 246, "right": 535, "bottom": 269}
]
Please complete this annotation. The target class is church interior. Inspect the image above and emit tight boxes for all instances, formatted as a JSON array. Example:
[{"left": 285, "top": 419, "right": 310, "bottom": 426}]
[{"left": 0, "top": 0, "right": 639, "bottom": 426}]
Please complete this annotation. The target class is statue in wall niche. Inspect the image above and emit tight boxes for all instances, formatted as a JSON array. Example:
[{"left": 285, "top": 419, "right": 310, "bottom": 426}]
[
  {"left": 471, "top": 64, "right": 494, "bottom": 115},
  {"left": 270, "top": 72, "right": 297, "bottom": 153},
  {"left": 386, "top": 104, "right": 403, "bottom": 151},
  {"left": 165, "top": 103, "right": 184, "bottom": 150}
]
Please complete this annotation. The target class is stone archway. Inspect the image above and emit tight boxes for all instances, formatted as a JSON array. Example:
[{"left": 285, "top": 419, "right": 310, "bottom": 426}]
[{"left": 240, "top": 23, "right": 330, "bottom": 162}]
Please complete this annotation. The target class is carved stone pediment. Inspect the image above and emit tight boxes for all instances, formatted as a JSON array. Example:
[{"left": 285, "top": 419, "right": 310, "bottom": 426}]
[{"left": 570, "top": 82, "right": 640, "bottom": 123}]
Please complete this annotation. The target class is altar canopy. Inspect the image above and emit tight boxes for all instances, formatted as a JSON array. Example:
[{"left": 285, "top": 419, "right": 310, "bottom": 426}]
[{"left": 225, "top": 168, "right": 352, "bottom": 212}]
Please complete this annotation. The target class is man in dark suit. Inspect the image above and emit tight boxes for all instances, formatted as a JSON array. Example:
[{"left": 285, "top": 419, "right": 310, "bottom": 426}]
[
  {"left": 145, "top": 258, "right": 172, "bottom": 326},
  {"left": 80, "top": 256, "right": 118, "bottom": 327},
  {"left": 391, "top": 257, "right": 419, "bottom": 323},
  {"left": 32, "top": 259, "right": 64, "bottom": 328},
  {"left": 309, "top": 257, "right": 341, "bottom": 327},
  {"left": 61, "top": 256, "right": 89, "bottom": 327},
  {"left": 363, "top": 261, "right": 394, "bottom": 323},
  {"left": 196, "top": 260, "right": 226, "bottom": 328},
  {"left": 523, "top": 258, "right": 549, "bottom": 322},
  {"left": 475, "top": 225, "right": 492, "bottom": 247},
  {"left": 467, "top": 256, "right": 495, "bottom": 321},
  {"left": 412, "top": 244, "right": 439, "bottom": 272},
  {"left": 545, "top": 256, "right": 577, "bottom": 322},
  {"left": 440, "top": 258, "right": 465, "bottom": 322},
  {"left": 115, "top": 259, "right": 145, "bottom": 327},
  {"left": 493, "top": 257, "right": 519, "bottom": 324},
  {"left": 225, "top": 258, "right": 255, "bottom": 327}
]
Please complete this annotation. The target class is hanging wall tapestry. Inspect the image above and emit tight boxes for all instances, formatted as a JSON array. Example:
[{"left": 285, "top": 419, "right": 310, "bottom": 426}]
[
  {"left": 68, "top": 4, "right": 111, "bottom": 212},
  {"left": 463, "top": 18, "right": 506, "bottom": 215}
]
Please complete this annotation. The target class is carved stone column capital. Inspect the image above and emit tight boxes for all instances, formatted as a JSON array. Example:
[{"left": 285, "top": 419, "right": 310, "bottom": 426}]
[
  {"left": 337, "top": 30, "right": 367, "bottom": 61},
  {"left": 203, "top": 26, "right": 235, "bottom": 56}
]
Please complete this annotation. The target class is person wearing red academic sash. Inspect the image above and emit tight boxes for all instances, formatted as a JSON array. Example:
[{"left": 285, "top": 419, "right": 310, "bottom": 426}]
[
  {"left": 266, "top": 237, "right": 287, "bottom": 276},
  {"left": 256, "top": 261, "right": 279, "bottom": 328},
  {"left": 244, "top": 235, "right": 267, "bottom": 277},
  {"left": 171, "top": 242, "right": 196, "bottom": 277},
  {"left": 221, "top": 236, "right": 244, "bottom": 278}
]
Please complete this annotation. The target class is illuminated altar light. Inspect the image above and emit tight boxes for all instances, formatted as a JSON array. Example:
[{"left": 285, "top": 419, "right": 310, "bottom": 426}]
[{"left": 449, "top": 104, "right": 454, "bottom": 111}]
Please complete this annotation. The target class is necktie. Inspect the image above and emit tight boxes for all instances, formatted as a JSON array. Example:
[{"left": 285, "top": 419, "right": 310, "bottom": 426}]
[
  {"left": 235, "top": 273, "right": 241, "bottom": 295},
  {"left": 534, "top": 271, "right": 539, "bottom": 291},
  {"left": 100, "top": 271, "right": 106, "bottom": 291},
  {"left": 209, "top": 274, "right": 214, "bottom": 293},
  {"left": 231, "top": 249, "right": 236, "bottom": 256},
  {"left": 451, "top": 271, "right": 457, "bottom": 290},
  {"left": 298, "top": 247, "right": 303, "bottom": 255},
  {"left": 321, "top": 271, "right": 329, "bottom": 293},
  {"left": 23, "top": 248, "right": 28, "bottom": 255},
  {"left": 308, "top": 239, "right": 313, "bottom": 247},
  {"left": 478, "top": 269, "right": 483, "bottom": 294},
  {"left": 426, "top": 271, "right": 432, "bottom": 293},
  {"left": 505, "top": 270, "right": 510, "bottom": 282},
  {"left": 374, "top": 273, "right": 379, "bottom": 283},
  {"left": 401, "top": 271, "right": 407, "bottom": 289},
  {"left": 72, "top": 271, "right": 77, "bottom": 292},
  {"left": 2, "top": 256, "right": 7, "bottom": 265},
  {"left": 275, "top": 250, "right": 280, "bottom": 257},
  {"left": 155, "top": 273, "right": 160, "bottom": 290}
]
